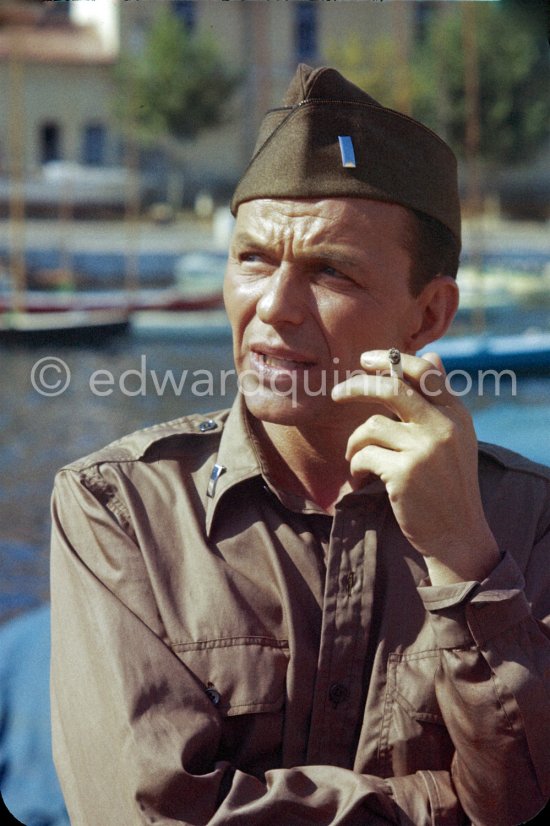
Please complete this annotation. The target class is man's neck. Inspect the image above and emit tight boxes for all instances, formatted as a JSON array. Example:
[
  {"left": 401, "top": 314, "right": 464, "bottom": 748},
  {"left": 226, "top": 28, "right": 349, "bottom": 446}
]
[{"left": 251, "top": 418, "right": 358, "bottom": 514}]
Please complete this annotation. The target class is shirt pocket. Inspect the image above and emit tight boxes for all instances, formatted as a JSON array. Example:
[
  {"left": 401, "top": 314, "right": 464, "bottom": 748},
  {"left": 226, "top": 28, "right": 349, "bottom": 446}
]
[
  {"left": 378, "top": 650, "right": 454, "bottom": 777},
  {"left": 172, "top": 636, "right": 289, "bottom": 774}
]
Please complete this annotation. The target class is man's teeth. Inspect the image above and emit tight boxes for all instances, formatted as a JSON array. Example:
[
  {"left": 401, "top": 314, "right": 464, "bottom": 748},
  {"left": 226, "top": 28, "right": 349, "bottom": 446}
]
[{"left": 261, "top": 354, "right": 309, "bottom": 368}]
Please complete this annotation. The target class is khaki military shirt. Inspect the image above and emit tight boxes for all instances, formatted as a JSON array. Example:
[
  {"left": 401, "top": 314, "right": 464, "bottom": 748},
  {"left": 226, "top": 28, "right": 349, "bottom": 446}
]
[{"left": 50, "top": 394, "right": 550, "bottom": 825}]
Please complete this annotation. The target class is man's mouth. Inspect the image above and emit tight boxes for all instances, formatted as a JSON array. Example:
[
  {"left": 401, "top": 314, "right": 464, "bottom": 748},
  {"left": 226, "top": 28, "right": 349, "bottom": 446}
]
[
  {"left": 259, "top": 353, "right": 314, "bottom": 370},
  {"left": 250, "top": 348, "right": 316, "bottom": 372}
]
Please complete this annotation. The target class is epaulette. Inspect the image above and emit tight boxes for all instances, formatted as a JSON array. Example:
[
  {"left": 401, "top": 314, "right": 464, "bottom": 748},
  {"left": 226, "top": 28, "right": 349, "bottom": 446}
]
[{"left": 60, "top": 408, "right": 230, "bottom": 472}]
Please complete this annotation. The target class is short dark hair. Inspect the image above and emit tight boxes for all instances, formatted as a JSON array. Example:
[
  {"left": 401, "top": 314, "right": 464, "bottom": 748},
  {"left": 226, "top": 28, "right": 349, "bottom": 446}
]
[{"left": 405, "top": 209, "right": 460, "bottom": 296}]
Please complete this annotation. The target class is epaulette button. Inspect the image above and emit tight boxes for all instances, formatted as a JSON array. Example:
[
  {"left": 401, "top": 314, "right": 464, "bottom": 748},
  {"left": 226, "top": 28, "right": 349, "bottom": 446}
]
[{"left": 199, "top": 419, "right": 217, "bottom": 432}]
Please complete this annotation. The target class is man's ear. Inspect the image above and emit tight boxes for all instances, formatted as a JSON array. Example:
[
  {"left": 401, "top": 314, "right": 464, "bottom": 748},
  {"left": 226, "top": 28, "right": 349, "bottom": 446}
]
[{"left": 405, "top": 276, "right": 459, "bottom": 352}]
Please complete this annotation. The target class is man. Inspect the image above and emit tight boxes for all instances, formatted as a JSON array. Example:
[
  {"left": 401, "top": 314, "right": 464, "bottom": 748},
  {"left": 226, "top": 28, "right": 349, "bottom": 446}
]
[{"left": 50, "top": 65, "right": 550, "bottom": 825}]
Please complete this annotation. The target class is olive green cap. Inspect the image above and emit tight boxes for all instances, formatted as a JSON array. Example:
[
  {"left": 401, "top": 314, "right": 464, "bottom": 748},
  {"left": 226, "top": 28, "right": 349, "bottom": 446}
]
[{"left": 231, "top": 64, "right": 461, "bottom": 244}]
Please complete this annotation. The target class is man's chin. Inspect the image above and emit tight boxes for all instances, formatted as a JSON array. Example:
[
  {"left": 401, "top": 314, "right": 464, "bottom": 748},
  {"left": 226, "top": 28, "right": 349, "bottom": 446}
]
[{"left": 240, "top": 389, "right": 328, "bottom": 427}]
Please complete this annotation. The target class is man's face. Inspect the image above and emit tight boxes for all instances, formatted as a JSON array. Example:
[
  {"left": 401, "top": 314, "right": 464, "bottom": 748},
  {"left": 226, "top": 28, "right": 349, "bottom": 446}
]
[{"left": 224, "top": 197, "right": 428, "bottom": 428}]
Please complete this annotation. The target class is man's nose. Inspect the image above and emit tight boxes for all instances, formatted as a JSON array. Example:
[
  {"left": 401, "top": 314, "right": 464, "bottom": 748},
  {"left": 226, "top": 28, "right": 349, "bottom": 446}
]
[{"left": 256, "top": 266, "right": 306, "bottom": 326}]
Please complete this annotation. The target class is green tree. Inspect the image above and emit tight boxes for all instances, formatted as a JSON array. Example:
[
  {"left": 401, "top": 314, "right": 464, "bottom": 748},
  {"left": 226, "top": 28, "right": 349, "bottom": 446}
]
[
  {"left": 414, "top": 1, "right": 550, "bottom": 165},
  {"left": 327, "top": 2, "right": 550, "bottom": 168},
  {"left": 325, "top": 32, "right": 411, "bottom": 114},
  {"left": 116, "top": 8, "right": 241, "bottom": 145}
]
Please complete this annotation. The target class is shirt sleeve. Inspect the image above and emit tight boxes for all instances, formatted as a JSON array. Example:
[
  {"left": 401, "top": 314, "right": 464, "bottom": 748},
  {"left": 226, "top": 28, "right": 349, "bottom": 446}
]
[
  {"left": 418, "top": 550, "right": 550, "bottom": 825},
  {"left": 50, "top": 467, "right": 466, "bottom": 826}
]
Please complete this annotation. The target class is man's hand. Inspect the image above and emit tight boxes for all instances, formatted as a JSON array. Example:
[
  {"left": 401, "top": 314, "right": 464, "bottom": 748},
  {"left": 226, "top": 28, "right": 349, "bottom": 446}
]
[{"left": 332, "top": 350, "right": 500, "bottom": 586}]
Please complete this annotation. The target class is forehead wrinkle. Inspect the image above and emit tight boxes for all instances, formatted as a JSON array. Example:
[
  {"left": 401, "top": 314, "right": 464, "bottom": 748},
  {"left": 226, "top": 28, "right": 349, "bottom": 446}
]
[
  {"left": 233, "top": 216, "right": 364, "bottom": 269},
  {"left": 234, "top": 199, "right": 414, "bottom": 277}
]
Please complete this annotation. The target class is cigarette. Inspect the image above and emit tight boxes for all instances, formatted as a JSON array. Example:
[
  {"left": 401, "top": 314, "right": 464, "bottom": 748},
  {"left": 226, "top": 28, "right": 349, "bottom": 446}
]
[{"left": 388, "top": 347, "right": 403, "bottom": 380}]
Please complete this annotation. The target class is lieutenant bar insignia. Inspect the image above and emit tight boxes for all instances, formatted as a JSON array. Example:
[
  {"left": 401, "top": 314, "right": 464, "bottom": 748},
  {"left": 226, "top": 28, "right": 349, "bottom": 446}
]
[
  {"left": 207, "top": 463, "right": 227, "bottom": 498},
  {"left": 338, "top": 136, "right": 356, "bottom": 168}
]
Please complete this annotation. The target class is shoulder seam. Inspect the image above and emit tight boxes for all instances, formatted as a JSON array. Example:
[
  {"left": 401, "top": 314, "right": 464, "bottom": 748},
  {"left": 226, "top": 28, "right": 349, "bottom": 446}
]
[
  {"left": 79, "top": 466, "right": 137, "bottom": 543},
  {"left": 478, "top": 441, "right": 550, "bottom": 483}
]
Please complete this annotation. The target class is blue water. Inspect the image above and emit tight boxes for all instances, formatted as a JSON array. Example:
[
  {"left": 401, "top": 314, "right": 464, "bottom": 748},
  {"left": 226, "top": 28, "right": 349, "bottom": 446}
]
[{"left": 473, "top": 396, "right": 550, "bottom": 465}]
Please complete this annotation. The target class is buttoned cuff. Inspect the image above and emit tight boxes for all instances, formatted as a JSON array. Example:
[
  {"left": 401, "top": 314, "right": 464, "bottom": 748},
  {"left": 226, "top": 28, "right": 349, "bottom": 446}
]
[{"left": 417, "top": 552, "right": 530, "bottom": 649}]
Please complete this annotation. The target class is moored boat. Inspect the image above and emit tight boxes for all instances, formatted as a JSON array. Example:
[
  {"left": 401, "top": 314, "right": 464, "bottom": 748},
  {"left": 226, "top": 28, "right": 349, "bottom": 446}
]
[
  {"left": 420, "top": 329, "right": 550, "bottom": 375},
  {"left": 0, "top": 251, "right": 227, "bottom": 314},
  {"left": 0, "top": 308, "right": 130, "bottom": 346},
  {"left": 0, "top": 286, "right": 223, "bottom": 314}
]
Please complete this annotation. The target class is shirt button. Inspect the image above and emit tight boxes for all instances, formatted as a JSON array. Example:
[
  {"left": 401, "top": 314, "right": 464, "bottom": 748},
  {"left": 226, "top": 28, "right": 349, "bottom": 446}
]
[
  {"left": 205, "top": 685, "right": 221, "bottom": 706},
  {"left": 329, "top": 682, "right": 349, "bottom": 707}
]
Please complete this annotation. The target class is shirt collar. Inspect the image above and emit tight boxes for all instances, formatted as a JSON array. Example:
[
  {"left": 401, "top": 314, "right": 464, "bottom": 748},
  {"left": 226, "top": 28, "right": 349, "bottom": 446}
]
[
  {"left": 205, "top": 393, "right": 263, "bottom": 536},
  {"left": 205, "top": 393, "right": 388, "bottom": 535}
]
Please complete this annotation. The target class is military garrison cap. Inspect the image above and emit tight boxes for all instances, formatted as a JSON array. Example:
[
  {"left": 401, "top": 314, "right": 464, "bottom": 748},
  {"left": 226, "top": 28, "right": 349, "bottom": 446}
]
[{"left": 231, "top": 63, "right": 461, "bottom": 244}]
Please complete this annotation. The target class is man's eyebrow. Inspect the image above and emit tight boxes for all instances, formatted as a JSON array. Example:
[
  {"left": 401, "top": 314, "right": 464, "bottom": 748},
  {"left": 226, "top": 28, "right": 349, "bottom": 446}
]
[
  {"left": 231, "top": 231, "right": 268, "bottom": 249},
  {"left": 232, "top": 232, "right": 361, "bottom": 267},
  {"left": 312, "top": 249, "right": 361, "bottom": 268}
]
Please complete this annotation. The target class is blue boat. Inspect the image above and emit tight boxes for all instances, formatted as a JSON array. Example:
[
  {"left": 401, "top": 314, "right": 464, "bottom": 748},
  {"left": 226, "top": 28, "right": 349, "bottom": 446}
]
[{"left": 420, "top": 331, "right": 550, "bottom": 374}]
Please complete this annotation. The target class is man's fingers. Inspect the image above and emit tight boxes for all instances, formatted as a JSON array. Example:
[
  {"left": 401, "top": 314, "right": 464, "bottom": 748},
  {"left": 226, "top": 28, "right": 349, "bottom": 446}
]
[
  {"left": 345, "top": 414, "right": 411, "bottom": 461},
  {"left": 363, "top": 348, "right": 446, "bottom": 378},
  {"left": 348, "top": 443, "right": 399, "bottom": 481},
  {"left": 332, "top": 372, "right": 424, "bottom": 422},
  {"left": 420, "top": 351, "right": 445, "bottom": 373},
  {"left": 360, "top": 349, "right": 459, "bottom": 407}
]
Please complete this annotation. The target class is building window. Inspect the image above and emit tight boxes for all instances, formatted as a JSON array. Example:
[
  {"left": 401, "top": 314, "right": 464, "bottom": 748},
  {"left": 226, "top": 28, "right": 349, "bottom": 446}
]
[
  {"left": 172, "top": 0, "right": 196, "bottom": 31},
  {"left": 40, "top": 122, "right": 61, "bottom": 164},
  {"left": 295, "top": 2, "right": 317, "bottom": 63},
  {"left": 41, "top": 2, "right": 71, "bottom": 25},
  {"left": 82, "top": 124, "right": 106, "bottom": 166},
  {"left": 414, "top": 1, "right": 438, "bottom": 43}
]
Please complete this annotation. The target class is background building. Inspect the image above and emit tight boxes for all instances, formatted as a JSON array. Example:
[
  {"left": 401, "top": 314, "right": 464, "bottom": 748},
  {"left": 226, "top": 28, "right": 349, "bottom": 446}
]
[
  {"left": 0, "top": 0, "right": 424, "bottom": 209},
  {"left": 0, "top": 0, "right": 547, "bottom": 216},
  {"left": 0, "top": 0, "right": 117, "bottom": 173}
]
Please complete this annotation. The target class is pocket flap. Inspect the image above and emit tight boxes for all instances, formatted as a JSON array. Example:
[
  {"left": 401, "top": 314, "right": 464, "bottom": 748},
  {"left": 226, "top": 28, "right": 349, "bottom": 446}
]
[
  {"left": 389, "top": 650, "right": 445, "bottom": 724},
  {"left": 173, "top": 636, "right": 289, "bottom": 716}
]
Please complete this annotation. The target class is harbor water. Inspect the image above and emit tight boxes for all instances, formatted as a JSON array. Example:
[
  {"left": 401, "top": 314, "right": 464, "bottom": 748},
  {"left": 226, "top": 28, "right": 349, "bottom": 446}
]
[{"left": 1, "top": 316, "right": 550, "bottom": 625}]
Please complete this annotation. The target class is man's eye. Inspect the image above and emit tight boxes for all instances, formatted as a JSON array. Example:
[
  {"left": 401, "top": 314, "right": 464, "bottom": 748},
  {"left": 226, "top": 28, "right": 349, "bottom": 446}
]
[
  {"left": 239, "top": 252, "right": 264, "bottom": 264},
  {"left": 320, "top": 265, "right": 352, "bottom": 282}
]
